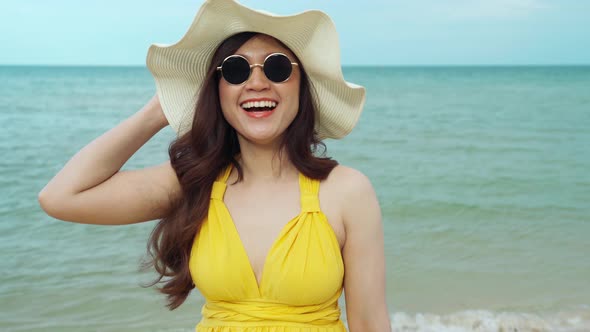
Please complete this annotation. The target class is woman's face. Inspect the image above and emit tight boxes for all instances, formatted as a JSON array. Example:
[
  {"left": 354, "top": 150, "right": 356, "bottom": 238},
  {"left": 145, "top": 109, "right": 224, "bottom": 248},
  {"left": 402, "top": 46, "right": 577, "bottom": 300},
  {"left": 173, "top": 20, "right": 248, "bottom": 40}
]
[{"left": 218, "top": 34, "right": 301, "bottom": 146}]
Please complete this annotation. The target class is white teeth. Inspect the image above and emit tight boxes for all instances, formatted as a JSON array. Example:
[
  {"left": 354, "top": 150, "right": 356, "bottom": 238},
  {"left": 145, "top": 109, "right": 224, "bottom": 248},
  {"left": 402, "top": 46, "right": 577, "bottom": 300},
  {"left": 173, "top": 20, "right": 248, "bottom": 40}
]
[{"left": 240, "top": 101, "right": 277, "bottom": 109}]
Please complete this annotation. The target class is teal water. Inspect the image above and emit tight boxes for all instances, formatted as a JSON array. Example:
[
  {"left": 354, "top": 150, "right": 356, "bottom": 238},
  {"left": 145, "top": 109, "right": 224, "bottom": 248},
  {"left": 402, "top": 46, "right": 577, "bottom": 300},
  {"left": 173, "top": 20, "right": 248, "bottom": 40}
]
[{"left": 1, "top": 66, "right": 589, "bottom": 331}]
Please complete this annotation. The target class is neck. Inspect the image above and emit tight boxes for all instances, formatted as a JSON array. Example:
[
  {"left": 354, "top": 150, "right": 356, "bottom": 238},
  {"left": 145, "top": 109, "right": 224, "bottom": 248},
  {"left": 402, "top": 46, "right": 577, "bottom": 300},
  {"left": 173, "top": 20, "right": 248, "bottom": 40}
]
[{"left": 236, "top": 136, "right": 297, "bottom": 182}]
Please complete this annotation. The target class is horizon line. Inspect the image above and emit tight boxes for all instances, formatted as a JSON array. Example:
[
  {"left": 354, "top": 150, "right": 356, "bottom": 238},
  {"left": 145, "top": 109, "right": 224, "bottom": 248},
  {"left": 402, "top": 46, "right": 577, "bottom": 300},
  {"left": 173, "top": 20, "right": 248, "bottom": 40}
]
[{"left": 1, "top": 63, "right": 589, "bottom": 68}]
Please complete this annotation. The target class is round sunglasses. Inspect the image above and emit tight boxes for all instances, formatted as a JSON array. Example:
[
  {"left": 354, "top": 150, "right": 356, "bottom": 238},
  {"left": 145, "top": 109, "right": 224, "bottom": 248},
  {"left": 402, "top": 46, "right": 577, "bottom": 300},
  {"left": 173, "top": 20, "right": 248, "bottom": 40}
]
[{"left": 216, "top": 53, "right": 299, "bottom": 85}]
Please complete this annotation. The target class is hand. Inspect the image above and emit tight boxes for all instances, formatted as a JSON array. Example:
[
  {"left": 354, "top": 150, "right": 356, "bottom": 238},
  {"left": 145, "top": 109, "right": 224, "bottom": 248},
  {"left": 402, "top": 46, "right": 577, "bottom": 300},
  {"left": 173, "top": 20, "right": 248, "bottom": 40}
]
[{"left": 144, "top": 93, "right": 169, "bottom": 128}]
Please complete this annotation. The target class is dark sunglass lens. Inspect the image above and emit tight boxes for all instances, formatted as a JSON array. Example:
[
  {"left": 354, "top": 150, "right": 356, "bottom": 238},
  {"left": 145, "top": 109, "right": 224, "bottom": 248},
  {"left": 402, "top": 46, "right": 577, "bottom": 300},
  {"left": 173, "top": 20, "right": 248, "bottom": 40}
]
[
  {"left": 264, "top": 54, "right": 292, "bottom": 83},
  {"left": 222, "top": 56, "right": 250, "bottom": 84}
]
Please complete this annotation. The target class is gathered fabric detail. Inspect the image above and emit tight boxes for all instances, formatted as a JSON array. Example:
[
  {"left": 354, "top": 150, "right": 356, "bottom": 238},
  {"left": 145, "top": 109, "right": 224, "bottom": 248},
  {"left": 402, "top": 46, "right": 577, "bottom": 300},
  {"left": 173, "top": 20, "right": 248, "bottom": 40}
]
[
  {"left": 198, "top": 294, "right": 343, "bottom": 326},
  {"left": 197, "top": 323, "right": 346, "bottom": 332}
]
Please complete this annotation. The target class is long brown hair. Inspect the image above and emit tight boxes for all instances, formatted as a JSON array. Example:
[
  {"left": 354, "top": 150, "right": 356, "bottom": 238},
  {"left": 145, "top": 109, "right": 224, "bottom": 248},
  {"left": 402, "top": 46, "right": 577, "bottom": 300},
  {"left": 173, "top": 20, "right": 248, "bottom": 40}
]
[{"left": 141, "top": 32, "right": 338, "bottom": 309}]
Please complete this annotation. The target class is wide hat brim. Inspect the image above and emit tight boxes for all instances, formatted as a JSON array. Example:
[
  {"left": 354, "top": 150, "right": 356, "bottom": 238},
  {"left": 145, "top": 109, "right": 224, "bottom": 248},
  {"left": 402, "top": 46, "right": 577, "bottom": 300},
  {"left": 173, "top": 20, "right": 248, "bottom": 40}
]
[{"left": 146, "top": 0, "right": 365, "bottom": 139}]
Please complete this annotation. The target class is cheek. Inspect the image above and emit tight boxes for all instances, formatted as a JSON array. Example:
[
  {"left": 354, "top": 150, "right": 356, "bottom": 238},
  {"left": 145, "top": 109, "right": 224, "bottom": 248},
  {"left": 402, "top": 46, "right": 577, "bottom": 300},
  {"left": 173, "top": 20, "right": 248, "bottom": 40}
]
[
  {"left": 284, "top": 84, "right": 301, "bottom": 115},
  {"left": 218, "top": 84, "right": 237, "bottom": 120},
  {"left": 218, "top": 83, "right": 230, "bottom": 108}
]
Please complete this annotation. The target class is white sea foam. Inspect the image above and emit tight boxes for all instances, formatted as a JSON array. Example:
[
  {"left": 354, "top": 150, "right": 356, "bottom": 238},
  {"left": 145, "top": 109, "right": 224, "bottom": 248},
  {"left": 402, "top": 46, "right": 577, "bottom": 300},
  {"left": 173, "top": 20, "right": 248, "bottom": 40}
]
[{"left": 390, "top": 308, "right": 590, "bottom": 332}]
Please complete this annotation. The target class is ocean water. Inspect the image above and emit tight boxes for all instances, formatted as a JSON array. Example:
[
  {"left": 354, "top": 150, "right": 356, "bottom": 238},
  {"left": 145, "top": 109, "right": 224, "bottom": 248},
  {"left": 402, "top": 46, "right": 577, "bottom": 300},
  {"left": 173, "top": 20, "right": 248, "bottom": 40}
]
[{"left": 1, "top": 65, "right": 589, "bottom": 331}]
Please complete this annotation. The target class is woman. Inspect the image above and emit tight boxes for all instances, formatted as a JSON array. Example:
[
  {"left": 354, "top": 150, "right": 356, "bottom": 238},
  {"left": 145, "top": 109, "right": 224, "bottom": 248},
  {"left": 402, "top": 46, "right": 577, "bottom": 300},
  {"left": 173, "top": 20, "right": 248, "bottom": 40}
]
[{"left": 38, "top": 0, "right": 390, "bottom": 331}]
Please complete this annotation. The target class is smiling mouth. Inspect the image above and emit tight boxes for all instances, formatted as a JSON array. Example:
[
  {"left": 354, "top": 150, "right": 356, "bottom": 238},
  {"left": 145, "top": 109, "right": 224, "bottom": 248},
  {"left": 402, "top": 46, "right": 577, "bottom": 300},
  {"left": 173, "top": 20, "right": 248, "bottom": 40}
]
[{"left": 240, "top": 100, "right": 278, "bottom": 112}]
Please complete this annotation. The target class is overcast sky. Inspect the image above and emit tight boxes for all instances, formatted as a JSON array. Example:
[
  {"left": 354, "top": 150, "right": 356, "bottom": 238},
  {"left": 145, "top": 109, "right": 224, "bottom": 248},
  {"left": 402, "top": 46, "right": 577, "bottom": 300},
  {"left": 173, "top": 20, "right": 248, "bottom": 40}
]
[{"left": 1, "top": 0, "right": 588, "bottom": 66}]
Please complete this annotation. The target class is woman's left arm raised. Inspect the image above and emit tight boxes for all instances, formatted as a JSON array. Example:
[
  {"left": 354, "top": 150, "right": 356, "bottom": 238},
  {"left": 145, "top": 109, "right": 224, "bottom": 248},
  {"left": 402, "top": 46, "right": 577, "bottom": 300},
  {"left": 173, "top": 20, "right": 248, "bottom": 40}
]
[{"left": 338, "top": 167, "right": 391, "bottom": 332}]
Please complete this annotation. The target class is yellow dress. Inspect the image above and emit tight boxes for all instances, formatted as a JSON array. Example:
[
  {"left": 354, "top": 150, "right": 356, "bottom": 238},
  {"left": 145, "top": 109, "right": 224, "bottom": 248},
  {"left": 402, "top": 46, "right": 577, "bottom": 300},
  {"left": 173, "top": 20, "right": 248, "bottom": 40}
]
[{"left": 189, "top": 164, "right": 346, "bottom": 332}]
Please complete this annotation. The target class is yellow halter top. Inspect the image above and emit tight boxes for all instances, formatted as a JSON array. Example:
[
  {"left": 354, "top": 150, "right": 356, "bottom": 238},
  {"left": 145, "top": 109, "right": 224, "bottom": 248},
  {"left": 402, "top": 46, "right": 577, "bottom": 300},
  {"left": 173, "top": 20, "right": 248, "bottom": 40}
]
[{"left": 189, "top": 164, "right": 346, "bottom": 331}]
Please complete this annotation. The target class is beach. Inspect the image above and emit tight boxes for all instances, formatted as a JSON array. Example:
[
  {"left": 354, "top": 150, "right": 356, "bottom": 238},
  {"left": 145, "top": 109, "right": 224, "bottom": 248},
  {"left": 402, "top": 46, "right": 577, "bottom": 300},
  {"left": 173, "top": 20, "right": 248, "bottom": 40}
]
[{"left": 1, "top": 65, "right": 589, "bottom": 331}]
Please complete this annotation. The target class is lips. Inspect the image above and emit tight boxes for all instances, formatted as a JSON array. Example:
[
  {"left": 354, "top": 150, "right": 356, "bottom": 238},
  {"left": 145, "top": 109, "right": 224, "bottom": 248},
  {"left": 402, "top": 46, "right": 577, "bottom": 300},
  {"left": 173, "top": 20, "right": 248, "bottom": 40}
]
[
  {"left": 240, "top": 98, "right": 278, "bottom": 111},
  {"left": 240, "top": 98, "right": 278, "bottom": 118}
]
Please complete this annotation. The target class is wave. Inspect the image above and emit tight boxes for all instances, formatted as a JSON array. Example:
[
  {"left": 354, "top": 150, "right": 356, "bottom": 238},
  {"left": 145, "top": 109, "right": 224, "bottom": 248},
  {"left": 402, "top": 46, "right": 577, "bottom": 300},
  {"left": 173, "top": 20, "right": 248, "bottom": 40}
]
[{"left": 390, "top": 308, "right": 590, "bottom": 332}]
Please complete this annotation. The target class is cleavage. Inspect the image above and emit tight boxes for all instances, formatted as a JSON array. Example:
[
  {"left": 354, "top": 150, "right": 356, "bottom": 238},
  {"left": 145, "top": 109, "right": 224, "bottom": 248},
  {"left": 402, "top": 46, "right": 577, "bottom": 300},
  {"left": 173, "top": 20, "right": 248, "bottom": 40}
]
[{"left": 223, "top": 180, "right": 301, "bottom": 285}]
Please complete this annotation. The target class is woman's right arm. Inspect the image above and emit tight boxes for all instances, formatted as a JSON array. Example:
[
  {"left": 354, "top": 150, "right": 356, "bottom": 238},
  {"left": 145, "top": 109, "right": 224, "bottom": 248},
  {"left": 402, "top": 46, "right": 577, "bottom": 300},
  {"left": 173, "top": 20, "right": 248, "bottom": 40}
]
[{"left": 38, "top": 94, "right": 182, "bottom": 225}]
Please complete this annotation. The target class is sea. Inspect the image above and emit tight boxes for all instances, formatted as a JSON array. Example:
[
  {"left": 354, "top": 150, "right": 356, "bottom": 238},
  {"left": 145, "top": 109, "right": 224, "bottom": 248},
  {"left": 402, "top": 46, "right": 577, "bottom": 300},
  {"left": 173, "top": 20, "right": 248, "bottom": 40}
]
[{"left": 1, "top": 65, "right": 589, "bottom": 331}]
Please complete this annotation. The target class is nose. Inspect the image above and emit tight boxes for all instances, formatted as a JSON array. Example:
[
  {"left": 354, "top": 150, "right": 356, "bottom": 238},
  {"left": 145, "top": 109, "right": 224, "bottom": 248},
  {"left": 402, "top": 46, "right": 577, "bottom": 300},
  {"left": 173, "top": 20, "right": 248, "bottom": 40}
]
[{"left": 245, "top": 65, "right": 270, "bottom": 91}]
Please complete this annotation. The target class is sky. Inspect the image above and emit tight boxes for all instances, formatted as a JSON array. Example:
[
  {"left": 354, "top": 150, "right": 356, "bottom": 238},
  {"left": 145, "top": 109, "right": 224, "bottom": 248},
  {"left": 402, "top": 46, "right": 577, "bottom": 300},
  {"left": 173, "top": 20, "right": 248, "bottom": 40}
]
[{"left": 1, "top": 0, "right": 589, "bottom": 66}]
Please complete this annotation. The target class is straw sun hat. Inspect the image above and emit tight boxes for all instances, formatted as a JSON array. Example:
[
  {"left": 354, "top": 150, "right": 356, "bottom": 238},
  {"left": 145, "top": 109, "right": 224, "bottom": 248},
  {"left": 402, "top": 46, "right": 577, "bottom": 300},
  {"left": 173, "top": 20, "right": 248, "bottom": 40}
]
[{"left": 146, "top": 0, "right": 365, "bottom": 139}]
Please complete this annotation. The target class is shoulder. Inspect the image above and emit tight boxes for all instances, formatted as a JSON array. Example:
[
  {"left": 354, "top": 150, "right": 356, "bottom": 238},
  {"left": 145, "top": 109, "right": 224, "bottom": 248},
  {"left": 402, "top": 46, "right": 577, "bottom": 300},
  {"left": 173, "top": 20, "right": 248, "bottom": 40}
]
[
  {"left": 322, "top": 165, "right": 380, "bottom": 226},
  {"left": 323, "top": 164, "right": 375, "bottom": 199}
]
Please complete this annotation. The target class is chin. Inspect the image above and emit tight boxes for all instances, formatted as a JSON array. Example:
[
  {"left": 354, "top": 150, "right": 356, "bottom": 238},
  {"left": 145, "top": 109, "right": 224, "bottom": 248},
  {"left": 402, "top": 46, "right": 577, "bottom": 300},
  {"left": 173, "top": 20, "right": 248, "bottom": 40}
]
[{"left": 239, "top": 130, "right": 284, "bottom": 146}]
